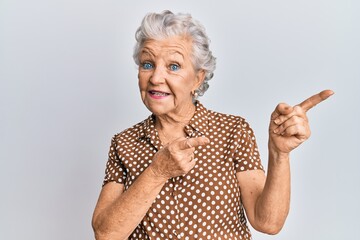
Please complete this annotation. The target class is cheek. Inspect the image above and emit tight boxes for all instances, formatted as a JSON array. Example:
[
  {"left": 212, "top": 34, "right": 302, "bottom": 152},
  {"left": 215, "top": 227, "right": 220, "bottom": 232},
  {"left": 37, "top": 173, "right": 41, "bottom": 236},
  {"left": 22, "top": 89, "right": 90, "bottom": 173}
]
[
  {"left": 178, "top": 72, "right": 197, "bottom": 91},
  {"left": 169, "top": 75, "right": 195, "bottom": 97},
  {"left": 138, "top": 72, "right": 148, "bottom": 90}
]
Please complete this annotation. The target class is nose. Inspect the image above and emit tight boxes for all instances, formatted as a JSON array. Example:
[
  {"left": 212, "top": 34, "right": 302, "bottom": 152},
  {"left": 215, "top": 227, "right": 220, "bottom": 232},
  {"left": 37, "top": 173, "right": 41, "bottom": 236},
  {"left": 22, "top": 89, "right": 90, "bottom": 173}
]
[{"left": 149, "top": 65, "right": 166, "bottom": 85}]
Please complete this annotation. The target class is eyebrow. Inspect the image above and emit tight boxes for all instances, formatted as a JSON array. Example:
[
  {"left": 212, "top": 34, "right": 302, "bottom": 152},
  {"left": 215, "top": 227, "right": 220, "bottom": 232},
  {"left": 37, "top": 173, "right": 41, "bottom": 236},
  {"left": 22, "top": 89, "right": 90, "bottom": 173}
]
[
  {"left": 167, "top": 50, "right": 184, "bottom": 60},
  {"left": 140, "top": 47, "right": 186, "bottom": 60},
  {"left": 140, "top": 48, "right": 155, "bottom": 57}
]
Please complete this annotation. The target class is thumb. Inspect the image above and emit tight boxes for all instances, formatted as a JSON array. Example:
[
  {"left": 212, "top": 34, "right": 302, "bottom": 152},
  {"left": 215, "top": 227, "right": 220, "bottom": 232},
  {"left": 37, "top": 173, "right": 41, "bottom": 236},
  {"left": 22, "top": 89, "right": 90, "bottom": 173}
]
[{"left": 271, "top": 103, "right": 293, "bottom": 120}]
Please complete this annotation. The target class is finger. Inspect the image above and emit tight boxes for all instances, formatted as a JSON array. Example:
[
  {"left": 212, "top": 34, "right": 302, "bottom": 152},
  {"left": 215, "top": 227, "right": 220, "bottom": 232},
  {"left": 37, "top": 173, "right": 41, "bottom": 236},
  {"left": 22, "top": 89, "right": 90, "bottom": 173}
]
[
  {"left": 177, "top": 136, "right": 210, "bottom": 150},
  {"left": 189, "top": 154, "right": 195, "bottom": 162},
  {"left": 299, "top": 89, "right": 334, "bottom": 112},
  {"left": 280, "top": 124, "right": 309, "bottom": 140},
  {"left": 271, "top": 103, "right": 294, "bottom": 120},
  {"left": 273, "top": 115, "right": 304, "bottom": 134},
  {"left": 273, "top": 105, "right": 306, "bottom": 126}
]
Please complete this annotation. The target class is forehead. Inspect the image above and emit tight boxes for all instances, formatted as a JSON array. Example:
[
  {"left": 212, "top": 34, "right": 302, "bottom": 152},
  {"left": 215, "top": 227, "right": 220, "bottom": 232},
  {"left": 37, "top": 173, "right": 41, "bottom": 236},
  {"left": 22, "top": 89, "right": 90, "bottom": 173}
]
[{"left": 140, "top": 36, "right": 193, "bottom": 59}]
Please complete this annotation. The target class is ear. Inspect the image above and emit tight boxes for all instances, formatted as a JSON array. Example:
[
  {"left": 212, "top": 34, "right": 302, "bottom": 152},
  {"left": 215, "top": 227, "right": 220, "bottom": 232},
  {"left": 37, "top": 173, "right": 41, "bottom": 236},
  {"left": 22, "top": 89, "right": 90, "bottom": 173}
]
[{"left": 192, "top": 69, "right": 206, "bottom": 91}]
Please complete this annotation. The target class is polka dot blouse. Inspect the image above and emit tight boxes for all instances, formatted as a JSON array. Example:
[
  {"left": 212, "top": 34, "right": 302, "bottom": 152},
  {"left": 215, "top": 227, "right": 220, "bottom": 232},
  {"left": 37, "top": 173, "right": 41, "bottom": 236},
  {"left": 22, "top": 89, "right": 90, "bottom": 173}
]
[{"left": 103, "top": 102, "right": 264, "bottom": 239}]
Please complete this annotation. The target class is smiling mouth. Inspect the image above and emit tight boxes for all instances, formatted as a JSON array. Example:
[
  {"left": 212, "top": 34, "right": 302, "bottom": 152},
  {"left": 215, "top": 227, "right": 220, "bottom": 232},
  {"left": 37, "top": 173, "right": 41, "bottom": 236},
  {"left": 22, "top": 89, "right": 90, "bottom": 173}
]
[{"left": 149, "top": 90, "right": 170, "bottom": 96}]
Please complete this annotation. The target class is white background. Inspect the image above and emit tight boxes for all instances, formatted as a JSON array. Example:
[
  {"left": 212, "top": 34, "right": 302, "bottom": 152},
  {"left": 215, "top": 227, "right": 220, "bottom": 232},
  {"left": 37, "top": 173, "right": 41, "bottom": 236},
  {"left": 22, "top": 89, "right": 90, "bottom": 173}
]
[{"left": 1, "top": 0, "right": 359, "bottom": 239}]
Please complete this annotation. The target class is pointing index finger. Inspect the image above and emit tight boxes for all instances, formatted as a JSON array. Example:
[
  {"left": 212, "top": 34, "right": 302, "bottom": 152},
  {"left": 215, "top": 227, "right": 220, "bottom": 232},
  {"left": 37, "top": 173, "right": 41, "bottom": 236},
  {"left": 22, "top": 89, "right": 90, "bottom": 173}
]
[
  {"left": 178, "top": 137, "right": 210, "bottom": 150},
  {"left": 299, "top": 89, "right": 334, "bottom": 112}
]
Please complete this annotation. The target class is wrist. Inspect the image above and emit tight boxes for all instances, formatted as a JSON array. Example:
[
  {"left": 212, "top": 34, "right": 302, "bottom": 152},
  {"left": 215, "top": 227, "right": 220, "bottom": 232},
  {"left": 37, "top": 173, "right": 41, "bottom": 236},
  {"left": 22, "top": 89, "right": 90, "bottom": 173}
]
[
  {"left": 147, "top": 164, "right": 169, "bottom": 183},
  {"left": 268, "top": 143, "right": 290, "bottom": 162},
  {"left": 269, "top": 150, "right": 290, "bottom": 162}
]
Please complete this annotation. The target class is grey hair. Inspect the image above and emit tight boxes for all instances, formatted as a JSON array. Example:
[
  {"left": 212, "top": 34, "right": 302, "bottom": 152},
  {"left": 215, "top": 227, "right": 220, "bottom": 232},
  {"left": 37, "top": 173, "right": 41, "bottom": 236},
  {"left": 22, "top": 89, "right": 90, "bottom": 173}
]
[{"left": 133, "top": 10, "right": 216, "bottom": 98}]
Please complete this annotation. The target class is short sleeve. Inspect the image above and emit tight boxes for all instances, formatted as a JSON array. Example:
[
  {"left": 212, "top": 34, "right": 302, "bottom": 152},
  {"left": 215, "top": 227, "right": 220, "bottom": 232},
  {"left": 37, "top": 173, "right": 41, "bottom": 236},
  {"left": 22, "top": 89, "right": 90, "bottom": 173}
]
[
  {"left": 102, "top": 135, "right": 127, "bottom": 186},
  {"left": 233, "top": 121, "right": 264, "bottom": 172}
]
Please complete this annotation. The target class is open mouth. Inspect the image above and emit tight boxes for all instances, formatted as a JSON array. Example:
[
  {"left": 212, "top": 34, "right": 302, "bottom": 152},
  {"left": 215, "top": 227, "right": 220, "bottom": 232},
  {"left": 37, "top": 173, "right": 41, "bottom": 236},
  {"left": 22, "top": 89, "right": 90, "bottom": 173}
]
[{"left": 149, "top": 90, "right": 170, "bottom": 96}]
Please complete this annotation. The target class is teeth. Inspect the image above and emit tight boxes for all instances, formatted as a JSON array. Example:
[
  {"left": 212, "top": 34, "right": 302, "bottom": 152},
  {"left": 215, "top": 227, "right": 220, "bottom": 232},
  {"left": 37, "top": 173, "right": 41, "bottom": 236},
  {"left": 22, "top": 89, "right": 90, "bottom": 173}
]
[{"left": 152, "top": 91, "right": 168, "bottom": 96}]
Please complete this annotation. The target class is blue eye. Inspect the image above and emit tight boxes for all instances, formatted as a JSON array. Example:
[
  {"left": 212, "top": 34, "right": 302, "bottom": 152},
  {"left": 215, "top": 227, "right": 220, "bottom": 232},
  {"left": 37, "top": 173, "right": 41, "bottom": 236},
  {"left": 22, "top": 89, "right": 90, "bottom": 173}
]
[
  {"left": 170, "top": 64, "right": 180, "bottom": 71},
  {"left": 142, "top": 62, "right": 153, "bottom": 70}
]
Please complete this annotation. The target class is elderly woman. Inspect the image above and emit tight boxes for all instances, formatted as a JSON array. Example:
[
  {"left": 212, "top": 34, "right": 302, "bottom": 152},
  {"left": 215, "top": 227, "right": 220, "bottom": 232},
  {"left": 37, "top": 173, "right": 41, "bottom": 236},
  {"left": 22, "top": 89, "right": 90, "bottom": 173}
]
[{"left": 92, "top": 10, "right": 333, "bottom": 239}]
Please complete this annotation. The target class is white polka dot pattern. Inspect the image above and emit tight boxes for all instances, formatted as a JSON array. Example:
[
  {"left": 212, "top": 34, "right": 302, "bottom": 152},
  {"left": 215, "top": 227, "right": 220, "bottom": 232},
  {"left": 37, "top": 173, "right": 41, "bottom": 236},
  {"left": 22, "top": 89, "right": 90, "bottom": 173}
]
[{"left": 103, "top": 102, "right": 264, "bottom": 239}]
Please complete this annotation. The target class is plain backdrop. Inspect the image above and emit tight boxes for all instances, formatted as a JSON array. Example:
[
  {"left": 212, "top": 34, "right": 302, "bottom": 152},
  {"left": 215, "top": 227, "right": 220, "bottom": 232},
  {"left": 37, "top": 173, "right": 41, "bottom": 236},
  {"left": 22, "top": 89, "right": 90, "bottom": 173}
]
[{"left": 1, "top": 0, "right": 359, "bottom": 239}]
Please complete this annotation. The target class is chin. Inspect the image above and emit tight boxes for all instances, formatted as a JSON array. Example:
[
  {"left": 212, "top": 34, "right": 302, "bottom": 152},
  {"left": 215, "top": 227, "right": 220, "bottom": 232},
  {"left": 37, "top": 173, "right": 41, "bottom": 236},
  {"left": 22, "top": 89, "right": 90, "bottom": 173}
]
[{"left": 144, "top": 102, "right": 171, "bottom": 116}]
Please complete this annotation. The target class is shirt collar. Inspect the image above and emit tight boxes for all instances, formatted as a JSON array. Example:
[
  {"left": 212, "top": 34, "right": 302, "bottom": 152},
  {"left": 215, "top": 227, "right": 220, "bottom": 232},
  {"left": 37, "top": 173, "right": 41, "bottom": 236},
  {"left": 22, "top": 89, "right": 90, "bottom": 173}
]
[
  {"left": 138, "top": 101, "right": 209, "bottom": 141},
  {"left": 138, "top": 114, "right": 157, "bottom": 140},
  {"left": 185, "top": 101, "right": 209, "bottom": 137}
]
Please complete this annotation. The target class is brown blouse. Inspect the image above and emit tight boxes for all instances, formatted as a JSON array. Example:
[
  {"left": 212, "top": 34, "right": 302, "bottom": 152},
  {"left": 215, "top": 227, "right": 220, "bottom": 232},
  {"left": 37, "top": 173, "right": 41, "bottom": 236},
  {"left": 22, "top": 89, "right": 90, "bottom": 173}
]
[{"left": 103, "top": 102, "right": 264, "bottom": 239}]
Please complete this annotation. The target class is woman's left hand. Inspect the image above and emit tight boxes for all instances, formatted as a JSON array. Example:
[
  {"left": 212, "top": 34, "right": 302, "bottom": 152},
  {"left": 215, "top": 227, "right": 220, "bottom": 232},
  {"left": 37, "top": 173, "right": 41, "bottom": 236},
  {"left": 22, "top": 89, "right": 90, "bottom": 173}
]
[{"left": 269, "top": 90, "right": 334, "bottom": 154}]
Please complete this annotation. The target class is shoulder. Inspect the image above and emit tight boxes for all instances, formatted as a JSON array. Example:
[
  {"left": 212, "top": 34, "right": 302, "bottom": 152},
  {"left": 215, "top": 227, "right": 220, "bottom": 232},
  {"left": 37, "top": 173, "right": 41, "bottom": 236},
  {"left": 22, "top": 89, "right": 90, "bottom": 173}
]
[
  {"left": 203, "top": 107, "right": 257, "bottom": 144},
  {"left": 111, "top": 117, "right": 149, "bottom": 146},
  {"left": 207, "top": 108, "right": 252, "bottom": 131}
]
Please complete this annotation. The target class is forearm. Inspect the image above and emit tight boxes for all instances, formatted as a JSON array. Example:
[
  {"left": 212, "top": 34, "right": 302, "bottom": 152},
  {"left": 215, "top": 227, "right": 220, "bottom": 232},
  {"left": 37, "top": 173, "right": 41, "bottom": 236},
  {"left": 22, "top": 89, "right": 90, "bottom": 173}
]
[
  {"left": 254, "top": 147, "right": 291, "bottom": 234},
  {"left": 93, "top": 167, "right": 167, "bottom": 239}
]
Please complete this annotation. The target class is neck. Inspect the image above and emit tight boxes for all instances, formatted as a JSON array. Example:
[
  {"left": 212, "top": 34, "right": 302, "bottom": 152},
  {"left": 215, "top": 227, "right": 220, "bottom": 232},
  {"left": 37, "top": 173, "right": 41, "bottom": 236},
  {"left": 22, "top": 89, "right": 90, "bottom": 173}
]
[
  {"left": 155, "top": 103, "right": 196, "bottom": 144},
  {"left": 156, "top": 102, "right": 196, "bottom": 128}
]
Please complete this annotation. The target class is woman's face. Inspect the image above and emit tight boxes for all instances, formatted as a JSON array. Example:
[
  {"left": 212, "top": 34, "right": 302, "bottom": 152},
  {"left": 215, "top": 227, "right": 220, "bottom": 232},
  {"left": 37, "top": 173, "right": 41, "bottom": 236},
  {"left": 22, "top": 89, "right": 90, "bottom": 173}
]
[{"left": 138, "top": 36, "right": 204, "bottom": 118}]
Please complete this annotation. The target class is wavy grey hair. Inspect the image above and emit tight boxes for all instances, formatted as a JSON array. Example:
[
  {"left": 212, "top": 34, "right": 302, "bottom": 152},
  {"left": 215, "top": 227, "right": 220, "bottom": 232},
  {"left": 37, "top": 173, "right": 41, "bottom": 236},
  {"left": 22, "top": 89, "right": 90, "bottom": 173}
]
[{"left": 133, "top": 10, "right": 216, "bottom": 98}]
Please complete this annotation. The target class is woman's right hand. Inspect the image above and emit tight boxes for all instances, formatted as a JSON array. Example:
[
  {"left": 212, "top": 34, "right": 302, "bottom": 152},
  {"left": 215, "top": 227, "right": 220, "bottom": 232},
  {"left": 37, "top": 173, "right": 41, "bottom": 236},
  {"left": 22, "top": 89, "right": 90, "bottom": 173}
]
[{"left": 149, "top": 137, "right": 210, "bottom": 179}]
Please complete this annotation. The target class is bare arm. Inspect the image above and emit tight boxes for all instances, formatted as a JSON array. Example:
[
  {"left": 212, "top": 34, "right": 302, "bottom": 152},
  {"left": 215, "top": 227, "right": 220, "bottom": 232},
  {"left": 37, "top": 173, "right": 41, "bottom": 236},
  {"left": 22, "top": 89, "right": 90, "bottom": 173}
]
[
  {"left": 237, "top": 152, "right": 290, "bottom": 235},
  {"left": 92, "top": 137, "right": 209, "bottom": 240},
  {"left": 92, "top": 168, "right": 167, "bottom": 240},
  {"left": 237, "top": 90, "right": 334, "bottom": 235}
]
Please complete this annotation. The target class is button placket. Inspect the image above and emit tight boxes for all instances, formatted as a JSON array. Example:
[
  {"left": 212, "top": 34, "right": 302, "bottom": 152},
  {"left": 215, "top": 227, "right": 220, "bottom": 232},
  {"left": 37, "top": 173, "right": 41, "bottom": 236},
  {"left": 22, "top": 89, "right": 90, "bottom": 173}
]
[{"left": 171, "top": 176, "right": 183, "bottom": 238}]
